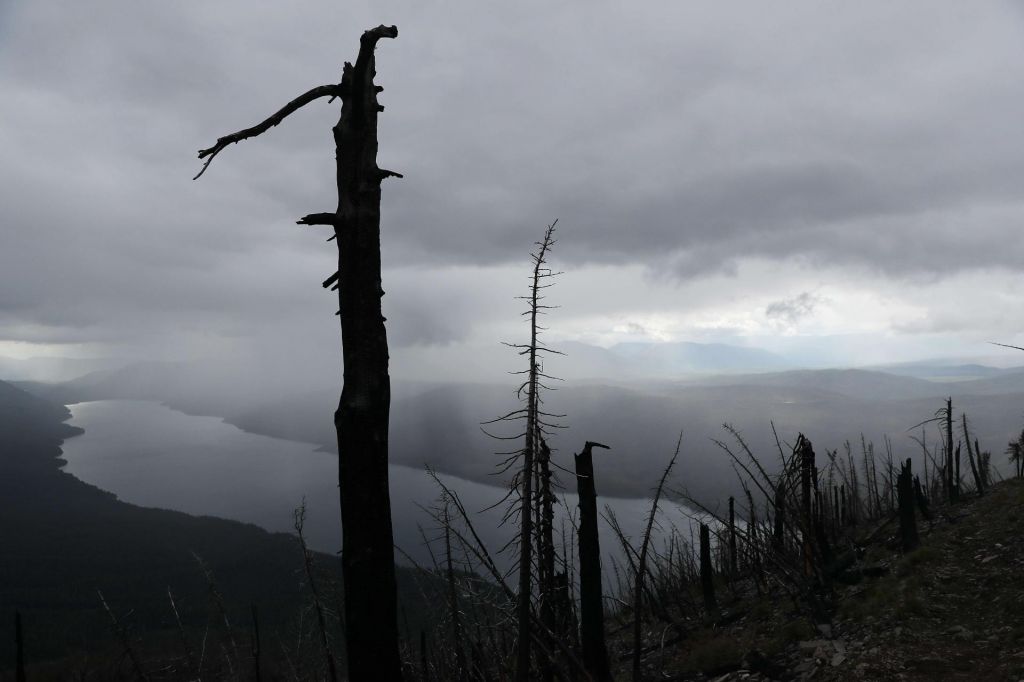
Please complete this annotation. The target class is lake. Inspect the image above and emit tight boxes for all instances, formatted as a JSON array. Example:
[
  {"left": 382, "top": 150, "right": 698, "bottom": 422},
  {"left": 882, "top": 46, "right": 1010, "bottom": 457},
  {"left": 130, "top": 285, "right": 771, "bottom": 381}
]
[{"left": 60, "top": 400, "right": 701, "bottom": 572}]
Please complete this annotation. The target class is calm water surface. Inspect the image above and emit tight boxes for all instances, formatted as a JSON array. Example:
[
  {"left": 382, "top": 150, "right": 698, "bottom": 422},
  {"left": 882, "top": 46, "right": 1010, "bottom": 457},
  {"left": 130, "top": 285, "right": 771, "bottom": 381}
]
[{"left": 61, "top": 400, "right": 696, "bottom": 569}]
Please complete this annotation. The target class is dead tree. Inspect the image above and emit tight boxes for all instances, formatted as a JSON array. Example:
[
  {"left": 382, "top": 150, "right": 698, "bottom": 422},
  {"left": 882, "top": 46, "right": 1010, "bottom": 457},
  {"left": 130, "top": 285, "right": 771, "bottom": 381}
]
[
  {"left": 962, "top": 413, "right": 985, "bottom": 496},
  {"left": 699, "top": 523, "right": 718, "bottom": 618},
  {"left": 946, "top": 398, "right": 958, "bottom": 503},
  {"left": 482, "top": 223, "right": 561, "bottom": 682},
  {"left": 574, "top": 441, "right": 612, "bottom": 682},
  {"left": 536, "top": 438, "right": 556, "bottom": 682},
  {"left": 195, "top": 26, "right": 404, "bottom": 680},
  {"left": 728, "top": 496, "right": 738, "bottom": 576},
  {"left": 896, "top": 458, "right": 919, "bottom": 552},
  {"left": 632, "top": 439, "right": 679, "bottom": 682}
]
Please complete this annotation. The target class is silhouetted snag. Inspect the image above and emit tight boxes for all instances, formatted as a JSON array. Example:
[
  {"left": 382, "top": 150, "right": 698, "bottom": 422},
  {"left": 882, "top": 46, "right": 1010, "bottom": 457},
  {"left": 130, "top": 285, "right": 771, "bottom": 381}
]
[
  {"left": 15, "top": 611, "right": 25, "bottom": 682},
  {"left": 195, "top": 25, "right": 404, "bottom": 681},
  {"left": 897, "top": 458, "right": 919, "bottom": 552},
  {"left": 494, "top": 222, "right": 560, "bottom": 682},
  {"left": 772, "top": 480, "right": 786, "bottom": 550},
  {"left": 537, "top": 438, "right": 556, "bottom": 682},
  {"left": 945, "top": 398, "right": 958, "bottom": 503},
  {"left": 913, "top": 475, "right": 931, "bottom": 521},
  {"left": 962, "top": 414, "right": 985, "bottom": 496},
  {"left": 976, "top": 439, "right": 990, "bottom": 488},
  {"left": 799, "top": 435, "right": 814, "bottom": 576},
  {"left": 744, "top": 487, "right": 766, "bottom": 590},
  {"left": 574, "top": 440, "right": 612, "bottom": 682},
  {"left": 728, "top": 496, "right": 738, "bottom": 576},
  {"left": 633, "top": 441, "right": 679, "bottom": 682},
  {"left": 699, "top": 523, "right": 718, "bottom": 618}
]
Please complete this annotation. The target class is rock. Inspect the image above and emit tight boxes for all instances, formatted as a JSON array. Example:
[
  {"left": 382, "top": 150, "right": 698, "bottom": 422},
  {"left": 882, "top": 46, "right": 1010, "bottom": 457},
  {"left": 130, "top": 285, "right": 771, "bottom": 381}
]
[
  {"left": 799, "top": 639, "right": 831, "bottom": 652},
  {"left": 816, "top": 623, "right": 832, "bottom": 638},
  {"left": 831, "top": 653, "right": 846, "bottom": 667},
  {"left": 794, "top": 659, "right": 815, "bottom": 674}
]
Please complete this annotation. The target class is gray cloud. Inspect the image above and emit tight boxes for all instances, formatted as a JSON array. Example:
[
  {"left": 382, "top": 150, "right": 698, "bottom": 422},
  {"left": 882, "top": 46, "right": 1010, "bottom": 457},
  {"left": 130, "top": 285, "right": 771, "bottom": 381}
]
[
  {"left": 765, "top": 292, "right": 820, "bottom": 326},
  {"left": 1, "top": 0, "right": 1023, "bottom": 363}
]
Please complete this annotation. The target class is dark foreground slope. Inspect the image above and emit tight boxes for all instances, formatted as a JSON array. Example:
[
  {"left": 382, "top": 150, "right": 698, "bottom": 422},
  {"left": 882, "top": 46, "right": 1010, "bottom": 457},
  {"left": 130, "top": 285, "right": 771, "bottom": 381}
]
[
  {"left": 621, "top": 478, "right": 1024, "bottom": 681},
  {"left": 0, "top": 379, "right": 431, "bottom": 676}
]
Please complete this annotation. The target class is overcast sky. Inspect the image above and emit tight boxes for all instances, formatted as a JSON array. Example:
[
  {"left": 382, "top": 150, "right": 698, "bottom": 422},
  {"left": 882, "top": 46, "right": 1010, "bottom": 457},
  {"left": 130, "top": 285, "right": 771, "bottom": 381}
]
[{"left": 3, "top": 1, "right": 1024, "bottom": 383}]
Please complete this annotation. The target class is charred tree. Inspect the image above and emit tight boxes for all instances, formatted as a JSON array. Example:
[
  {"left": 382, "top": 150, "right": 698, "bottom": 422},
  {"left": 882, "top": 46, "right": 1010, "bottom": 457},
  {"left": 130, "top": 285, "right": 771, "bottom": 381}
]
[
  {"left": 897, "top": 458, "right": 919, "bottom": 552},
  {"left": 574, "top": 440, "right": 612, "bottom": 682},
  {"left": 537, "top": 438, "right": 556, "bottom": 682},
  {"left": 728, "top": 496, "right": 738, "bottom": 576},
  {"left": 962, "top": 413, "right": 984, "bottom": 496},
  {"left": 480, "top": 222, "right": 562, "bottom": 682},
  {"left": 195, "top": 26, "right": 404, "bottom": 680},
  {"left": 772, "top": 480, "right": 787, "bottom": 550},
  {"left": 913, "top": 475, "right": 932, "bottom": 521},
  {"left": 946, "top": 398, "right": 958, "bottom": 503},
  {"left": 699, "top": 523, "right": 718, "bottom": 618}
]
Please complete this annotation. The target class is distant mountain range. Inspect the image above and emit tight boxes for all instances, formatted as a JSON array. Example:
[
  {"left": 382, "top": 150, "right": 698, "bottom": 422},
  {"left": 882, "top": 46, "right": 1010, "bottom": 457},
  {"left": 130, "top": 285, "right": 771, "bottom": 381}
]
[
  {"left": 556, "top": 340, "right": 793, "bottom": 378},
  {"left": 14, "top": 353, "right": 1024, "bottom": 509},
  {"left": 0, "top": 355, "right": 120, "bottom": 383}
]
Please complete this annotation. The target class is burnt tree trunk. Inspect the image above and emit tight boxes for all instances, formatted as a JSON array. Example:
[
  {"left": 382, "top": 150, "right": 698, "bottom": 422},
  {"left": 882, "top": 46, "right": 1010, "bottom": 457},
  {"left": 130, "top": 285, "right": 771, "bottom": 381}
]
[
  {"left": 728, "top": 496, "right": 738, "bottom": 576},
  {"left": 574, "top": 441, "right": 612, "bottom": 682},
  {"left": 913, "top": 475, "right": 931, "bottom": 521},
  {"left": 897, "top": 458, "right": 919, "bottom": 552},
  {"left": 699, "top": 523, "right": 718, "bottom": 617},
  {"left": 194, "top": 26, "right": 404, "bottom": 681},
  {"left": 332, "top": 26, "right": 404, "bottom": 681},
  {"left": 963, "top": 414, "right": 984, "bottom": 496},
  {"left": 537, "top": 439, "right": 556, "bottom": 682},
  {"left": 946, "top": 397, "right": 958, "bottom": 503},
  {"left": 772, "top": 480, "right": 786, "bottom": 550},
  {"left": 799, "top": 435, "right": 814, "bottom": 576}
]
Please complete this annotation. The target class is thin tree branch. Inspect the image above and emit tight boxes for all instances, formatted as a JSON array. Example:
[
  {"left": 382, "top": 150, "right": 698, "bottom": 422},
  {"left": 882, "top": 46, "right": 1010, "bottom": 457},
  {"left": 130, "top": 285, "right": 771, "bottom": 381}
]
[{"left": 194, "top": 84, "right": 345, "bottom": 180}]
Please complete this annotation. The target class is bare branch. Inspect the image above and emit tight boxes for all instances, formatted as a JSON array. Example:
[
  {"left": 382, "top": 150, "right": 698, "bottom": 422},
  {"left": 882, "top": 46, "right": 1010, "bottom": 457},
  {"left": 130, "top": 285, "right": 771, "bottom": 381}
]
[
  {"left": 298, "top": 213, "right": 342, "bottom": 227},
  {"left": 194, "top": 83, "right": 345, "bottom": 180}
]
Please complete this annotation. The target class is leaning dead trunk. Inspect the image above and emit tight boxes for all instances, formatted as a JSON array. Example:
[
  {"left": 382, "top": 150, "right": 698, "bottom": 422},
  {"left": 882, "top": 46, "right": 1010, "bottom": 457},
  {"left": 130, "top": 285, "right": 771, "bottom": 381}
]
[{"left": 574, "top": 441, "right": 612, "bottom": 682}]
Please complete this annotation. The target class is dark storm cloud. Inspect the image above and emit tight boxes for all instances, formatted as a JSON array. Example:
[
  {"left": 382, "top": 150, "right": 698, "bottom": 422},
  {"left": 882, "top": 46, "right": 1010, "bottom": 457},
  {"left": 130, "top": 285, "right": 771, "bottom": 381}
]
[{"left": 1, "top": 1, "right": 1022, "bottom": 356}]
